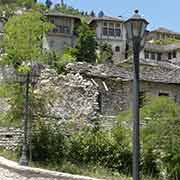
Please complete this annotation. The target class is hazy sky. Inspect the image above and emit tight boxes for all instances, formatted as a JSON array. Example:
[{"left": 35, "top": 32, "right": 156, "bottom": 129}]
[{"left": 38, "top": 0, "right": 180, "bottom": 32}]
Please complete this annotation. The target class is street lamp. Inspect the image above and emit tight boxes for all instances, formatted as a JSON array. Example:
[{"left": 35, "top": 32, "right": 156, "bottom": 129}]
[
  {"left": 15, "top": 63, "right": 40, "bottom": 166},
  {"left": 124, "top": 10, "right": 149, "bottom": 180}
]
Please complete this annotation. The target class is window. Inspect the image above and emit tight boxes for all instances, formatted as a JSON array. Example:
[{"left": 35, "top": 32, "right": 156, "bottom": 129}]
[
  {"left": 173, "top": 51, "right": 176, "bottom": 58},
  {"left": 103, "top": 28, "right": 108, "bottom": 36},
  {"left": 109, "top": 28, "right": 115, "bottom": 36},
  {"left": 109, "top": 23, "right": 114, "bottom": 27},
  {"left": 102, "top": 22, "right": 121, "bottom": 37},
  {"left": 52, "top": 25, "right": 70, "bottom": 34},
  {"left": 157, "top": 53, "right": 162, "bottom": 61},
  {"left": 52, "top": 28, "right": 58, "bottom": 33},
  {"left": 115, "top": 29, "right": 121, "bottom": 36},
  {"left": 115, "top": 46, "right": 120, "bottom": 52},
  {"left": 168, "top": 52, "right": 172, "bottom": 59},
  {"left": 125, "top": 44, "right": 129, "bottom": 59},
  {"left": 63, "top": 26, "right": 70, "bottom": 34},
  {"left": 115, "top": 23, "right": 120, "bottom": 27},
  {"left": 58, "top": 25, "right": 63, "bottom": 33},
  {"left": 159, "top": 92, "right": 169, "bottom": 97},
  {"left": 151, "top": 52, "right": 155, "bottom": 60},
  {"left": 144, "top": 51, "right": 149, "bottom": 59},
  {"left": 104, "top": 22, "right": 107, "bottom": 27}
]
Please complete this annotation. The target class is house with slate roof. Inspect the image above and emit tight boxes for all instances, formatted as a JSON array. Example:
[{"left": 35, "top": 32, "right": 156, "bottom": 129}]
[
  {"left": 141, "top": 27, "right": 180, "bottom": 65},
  {"left": 88, "top": 11, "right": 126, "bottom": 63},
  {"left": 67, "top": 61, "right": 180, "bottom": 115},
  {"left": 43, "top": 11, "right": 180, "bottom": 66},
  {"left": 43, "top": 12, "right": 81, "bottom": 51}
]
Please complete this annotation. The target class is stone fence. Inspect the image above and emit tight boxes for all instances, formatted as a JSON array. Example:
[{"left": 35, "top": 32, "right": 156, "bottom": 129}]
[{"left": 0, "top": 128, "right": 22, "bottom": 148}]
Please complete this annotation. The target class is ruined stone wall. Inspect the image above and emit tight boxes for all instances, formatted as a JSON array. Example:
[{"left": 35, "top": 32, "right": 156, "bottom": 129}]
[
  {"left": 140, "top": 81, "right": 180, "bottom": 103},
  {"left": 0, "top": 128, "right": 22, "bottom": 148},
  {"left": 89, "top": 77, "right": 130, "bottom": 116},
  {"left": 88, "top": 77, "right": 180, "bottom": 116},
  {"left": 34, "top": 68, "right": 99, "bottom": 122}
]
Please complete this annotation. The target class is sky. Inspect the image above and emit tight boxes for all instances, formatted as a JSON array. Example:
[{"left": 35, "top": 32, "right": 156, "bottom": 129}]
[{"left": 38, "top": 0, "right": 180, "bottom": 32}]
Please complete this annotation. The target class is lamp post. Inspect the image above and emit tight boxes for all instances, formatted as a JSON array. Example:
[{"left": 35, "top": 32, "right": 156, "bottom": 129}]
[
  {"left": 15, "top": 63, "right": 40, "bottom": 166},
  {"left": 124, "top": 10, "right": 149, "bottom": 180}
]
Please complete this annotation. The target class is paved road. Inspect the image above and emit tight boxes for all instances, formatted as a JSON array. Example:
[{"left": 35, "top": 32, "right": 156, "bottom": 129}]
[{"left": 0, "top": 166, "right": 59, "bottom": 180}]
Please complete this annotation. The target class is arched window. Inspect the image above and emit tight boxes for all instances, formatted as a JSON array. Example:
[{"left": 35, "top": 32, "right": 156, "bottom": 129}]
[{"left": 115, "top": 46, "right": 120, "bottom": 52}]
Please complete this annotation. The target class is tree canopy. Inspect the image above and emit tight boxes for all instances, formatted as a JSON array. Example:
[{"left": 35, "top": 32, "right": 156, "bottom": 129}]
[
  {"left": 75, "top": 21, "right": 97, "bottom": 63},
  {"left": 3, "top": 11, "right": 53, "bottom": 68}
]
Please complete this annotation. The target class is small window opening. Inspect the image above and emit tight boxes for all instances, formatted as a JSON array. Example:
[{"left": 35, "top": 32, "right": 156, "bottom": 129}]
[
  {"left": 151, "top": 52, "right": 155, "bottom": 60},
  {"left": 168, "top": 52, "right": 172, "bottom": 60},
  {"left": 157, "top": 53, "right": 162, "bottom": 61},
  {"left": 159, "top": 92, "right": 169, "bottom": 97},
  {"left": 115, "top": 46, "right": 120, "bottom": 52},
  {"left": 144, "top": 51, "right": 149, "bottom": 59},
  {"left": 5, "top": 134, "right": 13, "bottom": 138},
  {"left": 173, "top": 51, "right": 176, "bottom": 58}
]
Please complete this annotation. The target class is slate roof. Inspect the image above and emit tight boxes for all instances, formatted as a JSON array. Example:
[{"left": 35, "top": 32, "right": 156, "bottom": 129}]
[
  {"left": 66, "top": 62, "right": 180, "bottom": 84},
  {"left": 88, "top": 16, "right": 124, "bottom": 24},
  {"left": 44, "top": 11, "right": 81, "bottom": 20},
  {"left": 145, "top": 42, "right": 180, "bottom": 51},
  {"left": 151, "top": 27, "right": 180, "bottom": 35}
]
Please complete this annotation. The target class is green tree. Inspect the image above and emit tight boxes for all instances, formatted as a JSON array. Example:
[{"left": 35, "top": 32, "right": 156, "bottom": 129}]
[
  {"left": 3, "top": 11, "right": 53, "bottom": 68},
  {"left": 44, "top": 48, "right": 76, "bottom": 74},
  {"left": 97, "top": 42, "right": 113, "bottom": 63},
  {"left": 75, "top": 21, "right": 97, "bottom": 63},
  {"left": 54, "top": 3, "right": 82, "bottom": 16},
  {"left": 45, "top": 0, "right": 52, "bottom": 9}
]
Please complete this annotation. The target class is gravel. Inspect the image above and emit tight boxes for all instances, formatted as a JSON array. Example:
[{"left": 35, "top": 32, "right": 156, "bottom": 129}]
[{"left": 0, "top": 166, "right": 59, "bottom": 180}]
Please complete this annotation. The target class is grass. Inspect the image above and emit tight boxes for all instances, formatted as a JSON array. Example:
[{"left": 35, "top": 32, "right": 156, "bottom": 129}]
[{"left": 0, "top": 148, "right": 159, "bottom": 180}]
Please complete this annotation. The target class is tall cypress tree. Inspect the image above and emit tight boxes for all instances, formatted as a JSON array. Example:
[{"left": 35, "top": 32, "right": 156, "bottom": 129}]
[
  {"left": 45, "top": 0, "right": 52, "bottom": 9},
  {"left": 75, "top": 22, "right": 97, "bottom": 63}
]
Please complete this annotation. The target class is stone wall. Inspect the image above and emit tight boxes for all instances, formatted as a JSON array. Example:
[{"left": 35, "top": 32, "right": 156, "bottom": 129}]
[
  {"left": 34, "top": 68, "right": 99, "bottom": 121},
  {"left": 0, "top": 128, "right": 22, "bottom": 148}
]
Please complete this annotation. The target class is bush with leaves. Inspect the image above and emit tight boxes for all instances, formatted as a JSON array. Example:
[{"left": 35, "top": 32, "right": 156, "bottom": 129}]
[
  {"left": 75, "top": 21, "right": 97, "bottom": 63},
  {"left": 141, "top": 97, "right": 180, "bottom": 179},
  {"left": 3, "top": 10, "right": 53, "bottom": 67},
  {"left": 44, "top": 48, "right": 76, "bottom": 74},
  {"left": 68, "top": 124, "right": 132, "bottom": 174},
  {"left": 97, "top": 42, "right": 113, "bottom": 64},
  {"left": 117, "top": 96, "right": 180, "bottom": 179},
  {"left": 31, "top": 120, "right": 68, "bottom": 164}
]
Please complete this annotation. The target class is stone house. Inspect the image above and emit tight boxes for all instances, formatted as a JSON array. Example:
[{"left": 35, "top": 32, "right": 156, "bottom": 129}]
[
  {"left": 141, "top": 43, "right": 180, "bottom": 65},
  {"left": 140, "top": 27, "right": 180, "bottom": 65},
  {"left": 43, "top": 11, "right": 127, "bottom": 63},
  {"left": 88, "top": 11, "right": 126, "bottom": 63},
  {"left": 43, "top": 11, "right": 180, "bottom": 66},
  {"left": 146, "top": 27, "right": 180, "bottom": 41},
  {"left": 66, "top": 62, "right": 180, "bottom": 116},
  {"left": 43, "top": 12, "right": 81, "bottom": 51}
]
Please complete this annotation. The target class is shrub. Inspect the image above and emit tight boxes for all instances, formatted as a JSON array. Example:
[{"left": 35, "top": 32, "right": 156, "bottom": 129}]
[
  {"left": 116, "top": 96, "right": 180, "bottom": 178},
  {"left": 68, "top": 124, "right": 132, "bottom": 174},
  {"left": 31, "top": 121, "right": 67, "bottom": 164}
]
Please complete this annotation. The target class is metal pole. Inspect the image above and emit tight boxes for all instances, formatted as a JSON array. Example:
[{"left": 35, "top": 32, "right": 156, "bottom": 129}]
[
  {"left": 19, "top": 72, "right": 30, "bottom": 166},
  {"left": 132, "top": 41, "right": 140, "bottom": 180}
]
